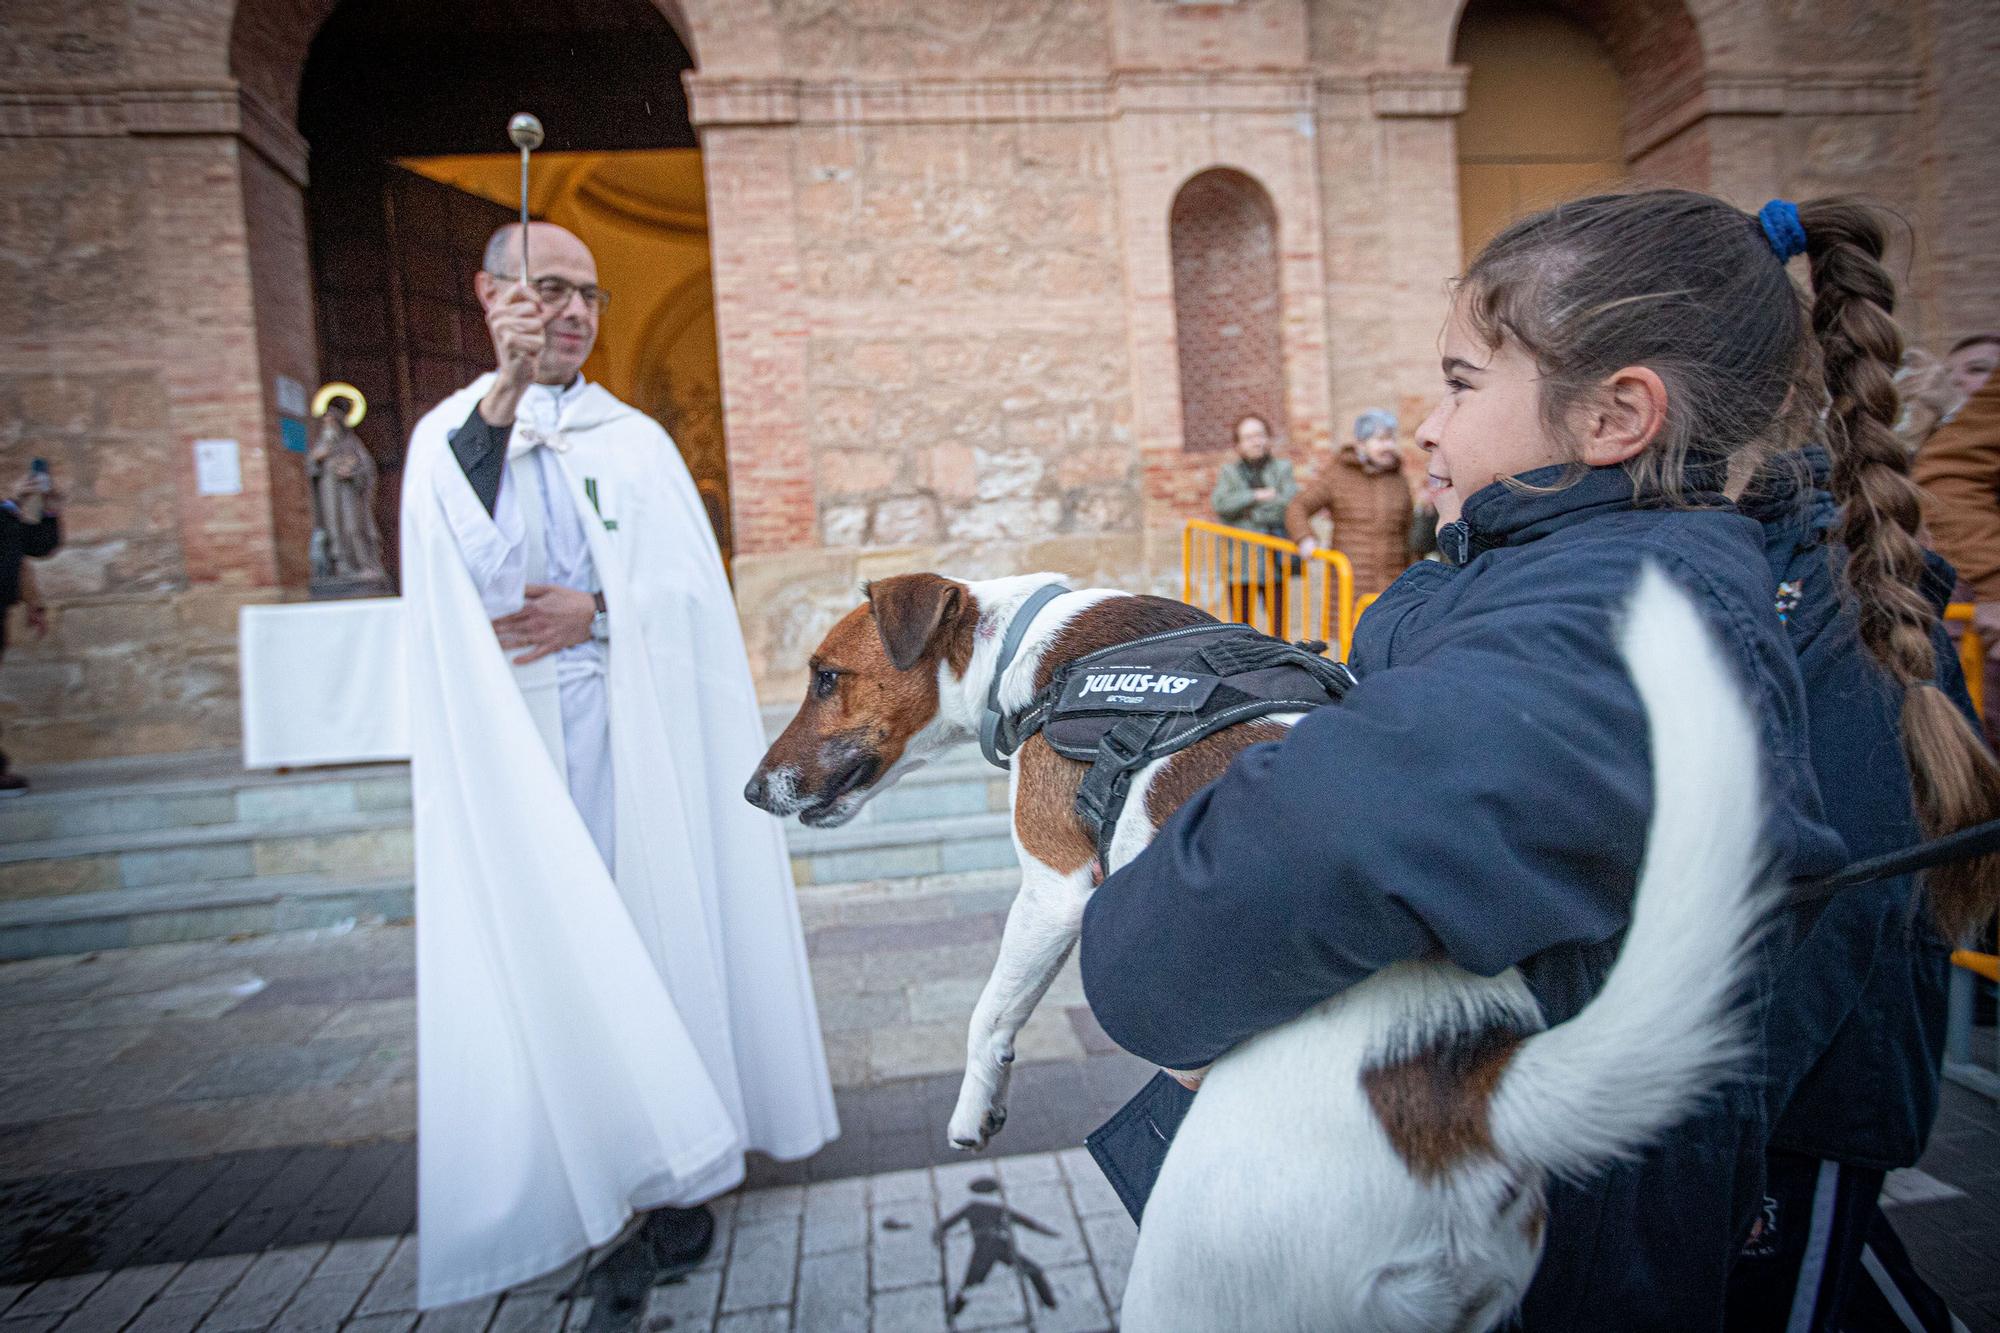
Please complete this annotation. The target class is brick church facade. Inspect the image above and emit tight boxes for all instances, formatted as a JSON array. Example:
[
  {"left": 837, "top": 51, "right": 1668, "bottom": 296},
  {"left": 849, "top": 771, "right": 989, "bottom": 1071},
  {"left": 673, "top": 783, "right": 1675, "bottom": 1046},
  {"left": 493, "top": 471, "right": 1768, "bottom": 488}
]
[{"left": 1, "top": 0, "right": 1995, "bottom": 762}]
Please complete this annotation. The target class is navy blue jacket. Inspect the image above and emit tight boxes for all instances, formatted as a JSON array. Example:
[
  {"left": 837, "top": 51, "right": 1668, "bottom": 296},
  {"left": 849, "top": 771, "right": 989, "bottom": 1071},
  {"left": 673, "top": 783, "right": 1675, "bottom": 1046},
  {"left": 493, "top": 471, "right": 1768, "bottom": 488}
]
[
  {"left": 1079, "top": 464, "right": 1846, "bottom": 1330},
  {"left": 1081, "top": 466, "right": 1843, "bottom": 1064},
  {"left": 1743, "top": 456, "right": 1960, "bottom": 1170}
]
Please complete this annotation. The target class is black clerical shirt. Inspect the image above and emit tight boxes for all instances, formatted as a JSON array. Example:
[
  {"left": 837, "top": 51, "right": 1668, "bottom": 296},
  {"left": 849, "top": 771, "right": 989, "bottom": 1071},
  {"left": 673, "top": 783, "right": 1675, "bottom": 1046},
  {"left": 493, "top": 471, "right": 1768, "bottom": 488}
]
[{"left": 448, "top": 406, "right": 510, "bottom": 517}]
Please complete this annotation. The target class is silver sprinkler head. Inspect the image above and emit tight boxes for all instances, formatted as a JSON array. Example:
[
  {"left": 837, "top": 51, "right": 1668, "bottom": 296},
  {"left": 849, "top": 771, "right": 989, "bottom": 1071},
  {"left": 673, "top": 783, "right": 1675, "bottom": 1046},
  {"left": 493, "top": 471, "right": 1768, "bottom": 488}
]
[{"left": 507, "top": 113, "right": 545, "bottom": 151}]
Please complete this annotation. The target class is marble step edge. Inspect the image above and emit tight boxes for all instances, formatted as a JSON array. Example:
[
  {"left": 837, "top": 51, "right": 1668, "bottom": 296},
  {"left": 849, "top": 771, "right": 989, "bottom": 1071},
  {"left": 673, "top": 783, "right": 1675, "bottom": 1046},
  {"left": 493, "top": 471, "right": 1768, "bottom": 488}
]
[
  {"left": 2, "top": 799, "right": 1009, "bottom": 870},
  {"left": 0, "top": 866, "right": 1027, "bottom": 962},
  {"left": 0, "top": 871, "right": 415, "bottom": 929},
  {"left": 794, "top": 865, "right": 1021, "bottom": 903},
  {"left": 3, "top": 745, "right": 993, "bottom": 814},
  {"left": 783, "top": 809, "right": 1014, "bottom": 855},
  {"left": 5, "top": 751, "right": 402, "bottom": 806},
  {"left": 1, "top": 763, "right": 1004, "bottom": 854},
  {"left": 0, "top": 809, "right": 412, "bottom": 865},
  {"left": 0, "top": 862, "right": 1024, "bottom": 935}
]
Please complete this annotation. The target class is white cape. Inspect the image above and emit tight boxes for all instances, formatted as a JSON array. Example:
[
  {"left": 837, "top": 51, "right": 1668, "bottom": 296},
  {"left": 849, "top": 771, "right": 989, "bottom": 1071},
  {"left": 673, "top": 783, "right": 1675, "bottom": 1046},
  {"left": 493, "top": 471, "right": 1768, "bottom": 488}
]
[{"left": 401, "top": 375, "right": 837, "bottom": 1307}]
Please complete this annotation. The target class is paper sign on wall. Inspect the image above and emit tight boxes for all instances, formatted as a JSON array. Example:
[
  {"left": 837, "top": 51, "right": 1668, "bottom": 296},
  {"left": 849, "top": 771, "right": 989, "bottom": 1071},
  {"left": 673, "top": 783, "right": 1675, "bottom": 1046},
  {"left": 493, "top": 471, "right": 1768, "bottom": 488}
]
[
  {"left": 194, "top": 439, "right": 243, "bottom": 496},
  {"left": 275, "top": 375, "right": 309, "bottom": 419}
]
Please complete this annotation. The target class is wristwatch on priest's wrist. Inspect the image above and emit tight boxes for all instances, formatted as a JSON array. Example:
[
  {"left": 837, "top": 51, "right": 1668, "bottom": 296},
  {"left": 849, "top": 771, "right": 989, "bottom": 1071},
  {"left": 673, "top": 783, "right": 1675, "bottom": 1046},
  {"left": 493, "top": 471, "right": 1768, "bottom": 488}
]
[{"left": 590, "top": 591, "right": 609, "bottom": 642}]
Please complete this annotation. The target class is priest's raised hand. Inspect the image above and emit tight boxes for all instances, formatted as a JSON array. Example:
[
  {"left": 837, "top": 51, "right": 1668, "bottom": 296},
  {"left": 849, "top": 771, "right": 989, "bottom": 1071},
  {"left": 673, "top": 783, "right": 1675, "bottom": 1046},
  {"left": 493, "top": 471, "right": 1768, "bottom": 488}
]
[
  {"left": 477, "top": 282, "right": 544, "bottom": 429},
  {"left": 397, "top": 220, "right": 837, "bottom": 1314}
]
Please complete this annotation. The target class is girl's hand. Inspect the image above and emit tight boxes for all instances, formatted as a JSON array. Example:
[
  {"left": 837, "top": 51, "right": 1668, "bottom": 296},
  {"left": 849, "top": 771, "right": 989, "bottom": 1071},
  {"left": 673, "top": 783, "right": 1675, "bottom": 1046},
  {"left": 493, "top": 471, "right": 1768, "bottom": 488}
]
[{"left": 1165, "top": 1065, "right": 1209, "bottom": 1092}]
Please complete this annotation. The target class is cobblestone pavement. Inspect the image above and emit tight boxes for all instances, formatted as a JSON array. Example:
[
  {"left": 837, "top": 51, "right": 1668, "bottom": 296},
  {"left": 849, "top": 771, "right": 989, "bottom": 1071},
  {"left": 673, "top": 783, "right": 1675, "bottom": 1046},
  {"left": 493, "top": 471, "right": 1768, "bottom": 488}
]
[
  {"left": 5, "top": 1137, "right": 2000, "bottom": 1332},
  {"left": 0, "top": 1148, "right": 1138, "bottom": 1333},
  {"left": 2, "top": 926, "right": 1998, "bottom": 1330},
  {"left": 0, "top": 913, "right": 1134, "bottom": 1184}
]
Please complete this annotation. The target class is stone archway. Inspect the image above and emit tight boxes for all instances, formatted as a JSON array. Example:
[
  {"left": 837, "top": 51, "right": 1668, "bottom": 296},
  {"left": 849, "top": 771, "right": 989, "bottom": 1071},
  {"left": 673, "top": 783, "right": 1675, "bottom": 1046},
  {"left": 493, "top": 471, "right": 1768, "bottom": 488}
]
[
  {"left": 225, "top": 0, "right": 788, "bottom": 587},
  {"left": 1389, "top": 0, "right": 1777, "bottom": 198},
  {"left": 1454, "top": 0, "right": 1628, "bottom": 261},
  {"left": 230, "top": 0, "right": 789, "bottom": 125}
]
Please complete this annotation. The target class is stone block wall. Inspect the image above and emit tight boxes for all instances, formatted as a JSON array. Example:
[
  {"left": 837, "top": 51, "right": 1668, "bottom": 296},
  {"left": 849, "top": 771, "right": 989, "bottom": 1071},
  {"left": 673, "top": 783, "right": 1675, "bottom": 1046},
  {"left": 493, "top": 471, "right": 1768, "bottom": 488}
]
[
  {"left": 793, "top": 121, "right": 1136, "bottom": 553},
  {"left": 1, "top": 0, "right": 1997, "bottom": 749}
]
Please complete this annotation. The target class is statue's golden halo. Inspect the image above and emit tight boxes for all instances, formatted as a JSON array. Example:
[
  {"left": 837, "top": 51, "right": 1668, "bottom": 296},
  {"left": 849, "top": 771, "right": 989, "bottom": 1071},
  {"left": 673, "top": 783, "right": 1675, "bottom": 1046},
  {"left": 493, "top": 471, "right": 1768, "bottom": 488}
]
[{"left": 311, "top": 382, "right": 367, "bottom": 427}]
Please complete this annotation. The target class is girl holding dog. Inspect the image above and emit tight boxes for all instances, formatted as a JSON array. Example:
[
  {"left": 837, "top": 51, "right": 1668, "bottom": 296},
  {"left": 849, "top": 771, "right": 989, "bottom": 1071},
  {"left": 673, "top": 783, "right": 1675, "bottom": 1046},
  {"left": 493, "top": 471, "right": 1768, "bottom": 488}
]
[{"left": 1081, "top": 190, "right": 1999, "bottom": 1329}]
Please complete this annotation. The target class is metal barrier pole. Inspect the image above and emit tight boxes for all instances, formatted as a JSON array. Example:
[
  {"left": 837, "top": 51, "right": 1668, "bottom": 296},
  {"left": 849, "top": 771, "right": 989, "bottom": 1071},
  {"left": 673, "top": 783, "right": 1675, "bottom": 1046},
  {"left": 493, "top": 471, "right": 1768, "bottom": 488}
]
[
  {"left": 1944, "top": 950, "right": 2000, "bottom": 1104},
  {"left": 1182, "top": 520, "right": 1356, "bottom": 658},
  {"left": 1947, "top": 603, "right": 1984, "bottom": 717},
  {"left": 1181, "top": 525, "right": 1194, "bottom": 605}
]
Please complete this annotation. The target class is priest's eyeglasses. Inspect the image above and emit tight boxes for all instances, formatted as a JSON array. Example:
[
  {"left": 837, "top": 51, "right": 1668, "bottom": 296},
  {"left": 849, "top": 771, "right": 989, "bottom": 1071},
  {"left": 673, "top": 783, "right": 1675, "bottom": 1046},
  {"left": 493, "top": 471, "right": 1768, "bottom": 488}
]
[{"left": 493, "top": 273, "right": 612, "bottom": 314}]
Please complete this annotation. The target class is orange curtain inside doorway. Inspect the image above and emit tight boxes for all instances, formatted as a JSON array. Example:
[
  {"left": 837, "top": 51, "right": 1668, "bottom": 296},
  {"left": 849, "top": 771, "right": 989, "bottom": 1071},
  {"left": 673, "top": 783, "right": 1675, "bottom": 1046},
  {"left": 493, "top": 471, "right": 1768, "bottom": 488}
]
[{"left": 399, "top": 150, "right": 732, "bottom": 557}]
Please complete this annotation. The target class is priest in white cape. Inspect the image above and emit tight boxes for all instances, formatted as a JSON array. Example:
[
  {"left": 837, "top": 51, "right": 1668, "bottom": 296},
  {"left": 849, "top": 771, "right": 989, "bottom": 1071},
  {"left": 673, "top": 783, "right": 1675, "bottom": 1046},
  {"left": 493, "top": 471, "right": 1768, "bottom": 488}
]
[{"left": 399, "top": 222, "right": 837, "bottom": 1309}]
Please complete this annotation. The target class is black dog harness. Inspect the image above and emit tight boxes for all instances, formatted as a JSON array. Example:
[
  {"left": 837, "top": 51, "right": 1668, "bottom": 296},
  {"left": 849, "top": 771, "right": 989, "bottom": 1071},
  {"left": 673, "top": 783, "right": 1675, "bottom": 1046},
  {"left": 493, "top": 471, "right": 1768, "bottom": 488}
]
[
  {"left": 974, "top": 589, "right": 1997, "bottom": 895},
  {"left": 979, "top": 587, "right": 1355, "bottom": 868}
]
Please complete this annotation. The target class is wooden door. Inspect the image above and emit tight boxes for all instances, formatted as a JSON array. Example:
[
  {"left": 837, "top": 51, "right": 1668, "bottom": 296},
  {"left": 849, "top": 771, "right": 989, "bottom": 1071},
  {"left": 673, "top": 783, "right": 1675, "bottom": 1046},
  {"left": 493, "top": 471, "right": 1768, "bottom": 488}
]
[{"left": 311, "top": 164, "right": 514, "bottom": 580}]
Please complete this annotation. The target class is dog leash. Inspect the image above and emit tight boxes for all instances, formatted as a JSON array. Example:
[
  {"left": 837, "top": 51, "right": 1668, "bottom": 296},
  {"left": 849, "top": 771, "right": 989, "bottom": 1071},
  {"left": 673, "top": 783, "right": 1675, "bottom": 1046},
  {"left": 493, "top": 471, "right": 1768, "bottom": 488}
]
[
  {"left": 1798, "top": 815, "right": 2000, "bottom": 900},
  {"left": 979, "top": 583, "right": 1071, "bottom": 769}
]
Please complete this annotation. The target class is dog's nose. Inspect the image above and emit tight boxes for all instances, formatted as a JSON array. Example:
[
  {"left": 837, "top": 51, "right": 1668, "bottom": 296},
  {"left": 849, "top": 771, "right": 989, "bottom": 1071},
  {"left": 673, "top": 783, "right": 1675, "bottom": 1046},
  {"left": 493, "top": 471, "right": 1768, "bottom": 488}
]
[{"left": 743, "top": 770, "right": 771, "bottom": 810}]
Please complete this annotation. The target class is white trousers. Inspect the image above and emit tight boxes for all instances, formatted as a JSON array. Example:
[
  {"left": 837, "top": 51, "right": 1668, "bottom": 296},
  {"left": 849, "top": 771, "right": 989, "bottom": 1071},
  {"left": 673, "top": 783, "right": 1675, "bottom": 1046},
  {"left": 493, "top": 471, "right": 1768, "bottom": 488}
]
[{"left": 558, "top": 664, "right": 614, "bottom": 871}]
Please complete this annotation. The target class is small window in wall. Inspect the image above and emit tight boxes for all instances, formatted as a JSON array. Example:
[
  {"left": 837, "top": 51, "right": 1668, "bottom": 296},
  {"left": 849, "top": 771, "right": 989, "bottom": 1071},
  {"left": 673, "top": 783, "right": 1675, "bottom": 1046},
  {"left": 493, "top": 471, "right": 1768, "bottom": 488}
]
[
  {"left": 1454, "top": 0, "right": 1626, "bottom": 264},
  {"left": 1170, "top": 169, "right": 1287, "bottom": 453}
]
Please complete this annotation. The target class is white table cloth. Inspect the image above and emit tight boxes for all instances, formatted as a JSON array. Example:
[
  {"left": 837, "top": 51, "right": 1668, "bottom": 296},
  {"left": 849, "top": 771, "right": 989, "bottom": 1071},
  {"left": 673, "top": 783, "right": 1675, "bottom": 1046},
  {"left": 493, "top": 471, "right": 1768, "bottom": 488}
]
[{"left": 239, "top": 598, "right": 410, "bottom": 768}]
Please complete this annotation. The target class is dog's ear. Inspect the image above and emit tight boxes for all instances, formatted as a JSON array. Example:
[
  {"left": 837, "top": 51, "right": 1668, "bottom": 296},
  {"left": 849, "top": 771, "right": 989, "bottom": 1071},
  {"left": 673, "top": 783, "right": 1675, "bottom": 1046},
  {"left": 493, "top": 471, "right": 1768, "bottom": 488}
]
[{"left": 868, "top": 574, "right": 967, "bottom": 672}]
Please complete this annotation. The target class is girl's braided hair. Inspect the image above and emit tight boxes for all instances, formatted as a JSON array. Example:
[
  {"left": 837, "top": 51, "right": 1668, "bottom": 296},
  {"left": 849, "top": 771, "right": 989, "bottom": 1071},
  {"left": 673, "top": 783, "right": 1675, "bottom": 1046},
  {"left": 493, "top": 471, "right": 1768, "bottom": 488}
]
[
  {"left": 1801, "top": 199, "right": 2000, "bottom": 939},
  {"left": 1464, "top": 189, "right": 1999, "bottom": 940}
]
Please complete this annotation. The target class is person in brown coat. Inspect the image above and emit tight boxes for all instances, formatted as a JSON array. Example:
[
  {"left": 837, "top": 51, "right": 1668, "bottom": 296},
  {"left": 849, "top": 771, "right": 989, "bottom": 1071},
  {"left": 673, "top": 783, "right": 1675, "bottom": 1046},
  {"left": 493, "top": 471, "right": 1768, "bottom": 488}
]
[
  {"left": 1285, "top": 409, "right": 1415, "bottom": 600},
  {"left": 1912, "top": 372, "right": 2000, "bottom": 741}
]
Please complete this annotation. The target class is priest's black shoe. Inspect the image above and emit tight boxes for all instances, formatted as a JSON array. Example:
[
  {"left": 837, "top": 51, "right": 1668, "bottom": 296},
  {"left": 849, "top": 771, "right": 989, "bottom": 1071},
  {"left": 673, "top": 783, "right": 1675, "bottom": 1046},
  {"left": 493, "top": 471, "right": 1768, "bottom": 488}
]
[{"left": 642, "top": 1204, "right": 717, "bottom": 1281}]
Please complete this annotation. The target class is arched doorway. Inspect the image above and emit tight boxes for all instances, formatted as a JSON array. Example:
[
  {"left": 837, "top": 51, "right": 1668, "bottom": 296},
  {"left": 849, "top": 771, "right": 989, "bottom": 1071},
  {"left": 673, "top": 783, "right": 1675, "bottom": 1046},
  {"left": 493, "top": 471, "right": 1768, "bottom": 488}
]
[
  {"left": 248, "top": 0, "right": 730, "bottom": 584},
  {"left": 1453, "top": 0, "right": 1627, "bottom": 264},
  {"left": 1169, "top": 169, "right": 1288, "bottom": 455}
]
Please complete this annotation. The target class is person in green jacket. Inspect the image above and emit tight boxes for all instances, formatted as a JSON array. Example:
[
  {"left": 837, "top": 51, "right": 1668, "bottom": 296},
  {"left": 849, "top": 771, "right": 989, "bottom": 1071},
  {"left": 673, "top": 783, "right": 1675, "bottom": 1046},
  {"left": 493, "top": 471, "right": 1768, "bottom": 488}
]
[{"left": 1211, "top": 414, "right": 1299, "bottom": 634}]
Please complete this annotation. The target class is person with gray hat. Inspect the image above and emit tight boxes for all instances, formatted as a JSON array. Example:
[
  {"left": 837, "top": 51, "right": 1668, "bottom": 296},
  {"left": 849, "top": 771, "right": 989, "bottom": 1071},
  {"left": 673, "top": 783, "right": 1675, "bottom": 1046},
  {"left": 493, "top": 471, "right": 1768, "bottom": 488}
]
[{"left": 1285, "top": 408, "right": 1415, "bottom": 599}]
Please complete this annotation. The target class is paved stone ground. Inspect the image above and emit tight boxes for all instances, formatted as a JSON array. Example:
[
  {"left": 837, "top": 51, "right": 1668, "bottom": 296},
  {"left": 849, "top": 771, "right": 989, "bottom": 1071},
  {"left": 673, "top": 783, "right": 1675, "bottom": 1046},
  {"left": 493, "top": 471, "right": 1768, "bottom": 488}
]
[
  {"left": 4, "top": 1137, "right": 1999, "bottom": 1332},
  {"left": 1, "top": 924, "right": 1997, "bottom": 1330},
  {"left": 0, "top": 1149, "right": 1137, "bottom": 1333},
  {"left": 0, "top": 908, "right": 1131, "bottom": 1184}
]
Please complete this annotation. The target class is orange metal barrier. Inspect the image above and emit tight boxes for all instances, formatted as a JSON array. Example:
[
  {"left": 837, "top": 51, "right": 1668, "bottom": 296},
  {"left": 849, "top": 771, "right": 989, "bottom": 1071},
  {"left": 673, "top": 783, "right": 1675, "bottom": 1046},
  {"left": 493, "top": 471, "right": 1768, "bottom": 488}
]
[
  {"left": 1946, "top": 603, "right": 1986, "bottom": 718},
  {"left": 1186, "top": 525, "right": 1991, "bottom": 704},
  {"left": 1183, "top": 520, "right": 1354, "bottom": 657}
]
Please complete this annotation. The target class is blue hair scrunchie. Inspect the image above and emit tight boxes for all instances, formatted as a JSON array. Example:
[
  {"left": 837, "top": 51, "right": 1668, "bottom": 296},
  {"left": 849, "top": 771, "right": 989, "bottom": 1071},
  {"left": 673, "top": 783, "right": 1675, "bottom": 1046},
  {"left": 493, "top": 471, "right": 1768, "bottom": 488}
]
[{"left": 1759, "top": 199, "right": 1807, "bottom": 262}]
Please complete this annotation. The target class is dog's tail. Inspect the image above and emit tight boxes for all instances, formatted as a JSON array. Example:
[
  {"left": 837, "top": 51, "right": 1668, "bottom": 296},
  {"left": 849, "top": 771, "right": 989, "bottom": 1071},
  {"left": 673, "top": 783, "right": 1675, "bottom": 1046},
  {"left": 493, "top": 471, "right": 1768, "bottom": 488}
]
[{"left": 1489, "top": 563, "right": 1777, "bottom": 1182}]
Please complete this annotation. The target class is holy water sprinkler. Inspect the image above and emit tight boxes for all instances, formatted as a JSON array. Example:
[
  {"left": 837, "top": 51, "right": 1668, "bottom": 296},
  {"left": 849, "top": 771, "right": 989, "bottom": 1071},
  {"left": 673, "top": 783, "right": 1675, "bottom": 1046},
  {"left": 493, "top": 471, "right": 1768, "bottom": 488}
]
[{"left": 507, "top": 113, "right": 544, "bottom": 286}]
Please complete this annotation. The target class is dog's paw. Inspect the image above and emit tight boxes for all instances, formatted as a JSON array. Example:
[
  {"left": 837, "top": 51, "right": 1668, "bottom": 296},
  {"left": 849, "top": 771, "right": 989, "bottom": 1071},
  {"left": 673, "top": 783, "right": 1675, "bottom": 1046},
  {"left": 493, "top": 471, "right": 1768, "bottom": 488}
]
[{"left": 947, "top": 1103, "right": 1006, "bottom": 1151}]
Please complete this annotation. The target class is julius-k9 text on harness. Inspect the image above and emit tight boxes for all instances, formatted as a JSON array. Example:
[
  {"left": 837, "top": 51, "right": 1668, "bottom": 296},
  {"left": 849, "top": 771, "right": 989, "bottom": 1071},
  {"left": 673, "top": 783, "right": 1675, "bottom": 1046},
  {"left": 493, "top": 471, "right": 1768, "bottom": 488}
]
[{"left": 981, "top": 590, "right": 1354, "bottom": 869}]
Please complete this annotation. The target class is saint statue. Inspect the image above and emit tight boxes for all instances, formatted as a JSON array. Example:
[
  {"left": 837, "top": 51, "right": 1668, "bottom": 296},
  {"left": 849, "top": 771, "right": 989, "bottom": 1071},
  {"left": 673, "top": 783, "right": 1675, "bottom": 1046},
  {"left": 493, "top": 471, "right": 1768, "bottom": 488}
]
[{"left": 308, "top": 383, "right": 389, "bottom": 590}]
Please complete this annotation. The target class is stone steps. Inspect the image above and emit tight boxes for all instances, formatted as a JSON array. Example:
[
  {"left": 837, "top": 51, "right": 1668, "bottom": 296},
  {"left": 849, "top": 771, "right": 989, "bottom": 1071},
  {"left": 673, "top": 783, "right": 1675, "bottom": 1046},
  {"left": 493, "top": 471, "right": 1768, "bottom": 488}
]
[
  {"left": 0, "top": 750, "right": 1001, "bottom": 843},
  {"left": 787, "top": 810, "right": 1016, "bottom": 886},
  {"left": 0, "top": 862, "right": 1030, "bottom": 963},
  {"left": 0, "top": 810, "right": 414, "bottom": 899},
  {"left": 0, "top": 753, "right": 410, "bottom": 844},
  {"left": 0, "top": 872, "right": 414, "bottom": 960},
  {"left": 0, "top": 737, "right": 1021, "bottom": 960}
]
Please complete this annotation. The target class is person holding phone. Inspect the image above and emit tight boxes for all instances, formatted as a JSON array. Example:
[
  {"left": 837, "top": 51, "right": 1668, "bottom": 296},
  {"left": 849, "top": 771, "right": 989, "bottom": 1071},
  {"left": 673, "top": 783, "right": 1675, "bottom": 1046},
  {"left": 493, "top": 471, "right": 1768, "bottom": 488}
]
[{"left": 1, "top": 458, "right": 62, "bottom": 794}]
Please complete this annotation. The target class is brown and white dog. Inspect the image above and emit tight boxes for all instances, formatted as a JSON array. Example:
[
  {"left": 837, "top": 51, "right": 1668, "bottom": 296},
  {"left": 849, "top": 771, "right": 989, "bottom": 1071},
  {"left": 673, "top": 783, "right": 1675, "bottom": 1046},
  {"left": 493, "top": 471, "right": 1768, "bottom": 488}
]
[{"left": 747, "top": 570, "right": 1771, "bottom": 1331}]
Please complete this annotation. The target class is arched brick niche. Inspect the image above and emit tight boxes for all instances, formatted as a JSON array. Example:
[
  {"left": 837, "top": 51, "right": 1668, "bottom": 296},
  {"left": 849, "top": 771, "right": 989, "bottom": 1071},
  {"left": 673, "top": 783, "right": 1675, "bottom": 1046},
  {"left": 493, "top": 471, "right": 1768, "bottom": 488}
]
[{"left": 1169, "top": 169, "right": 1288, "bottom": 453}]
